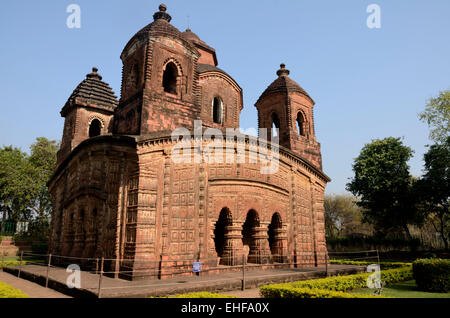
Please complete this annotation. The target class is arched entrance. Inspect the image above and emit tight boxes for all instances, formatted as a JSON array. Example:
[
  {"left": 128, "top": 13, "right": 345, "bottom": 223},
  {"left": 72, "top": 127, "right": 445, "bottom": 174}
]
[
  {"left": 242, "top": 210, "right": 271, "bottom": 264},
  {"left": 214, "top": 208, "right": 232, "bottom": 259},
  {"left": 271, "top": 113, "right": 280, "bottom": 139},
  {"left": 214, "top": 208, "right": 242, "bottom": 265},
  {"left": 162, "top": 62, "right": 178, "bottom": 94},
  {"left": 268, "top": 212, "right": 288, "bottom": 263},
  {"left": 212, "top": 97, "right": 223, "bottom": 124},
  {"left": 89, "top": 119, "right": 102, "bottom": 137},
  {"left": 242, "top": 210, "right": 259, "bottom": 261}
]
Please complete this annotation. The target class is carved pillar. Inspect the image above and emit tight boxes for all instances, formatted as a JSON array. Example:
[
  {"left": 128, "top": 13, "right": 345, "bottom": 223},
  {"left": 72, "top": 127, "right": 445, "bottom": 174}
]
[
  {"left": 248, "top": 226, "right": 271, "bottom": 264},
  {"left": 221, "top": 225, "right": 244, "bottom": 266},
  {"left": 271, "top": 226, "right": 288, "bottom": 263},
  {"left": 208, "top": 220, "right": 218, "bottom": 258},
  {"left": 159, "top": 154, "right": 172, "bottom": 279}
]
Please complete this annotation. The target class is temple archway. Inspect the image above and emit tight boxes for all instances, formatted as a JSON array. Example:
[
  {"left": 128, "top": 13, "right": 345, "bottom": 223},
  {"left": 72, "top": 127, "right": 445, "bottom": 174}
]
[
  {"left": 242, "top": 210, "right": 262, "bottom": 263},
  {"left": 89, "top": 119, "right": 102, "bottom": 138},
  {"left": 268, "top": 212, "right": 287, "bottom": 263},
  {"left": 162, "top": 62, "right": 178, "bottom": 94},
  {"left": 214, "top": 208, "right": 232, "bottom": 259}
]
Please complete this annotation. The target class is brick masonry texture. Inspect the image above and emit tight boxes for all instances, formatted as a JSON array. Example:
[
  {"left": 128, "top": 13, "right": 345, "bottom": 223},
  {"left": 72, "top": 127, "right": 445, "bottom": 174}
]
[{"left": 48, "top": 4, "right": 331, "bottom": 280}]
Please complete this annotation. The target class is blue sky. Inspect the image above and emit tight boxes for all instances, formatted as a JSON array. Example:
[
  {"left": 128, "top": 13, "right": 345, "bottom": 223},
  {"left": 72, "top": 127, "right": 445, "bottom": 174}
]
[{"left": 0, "top": 0, "right": 449, "bottom": 194}]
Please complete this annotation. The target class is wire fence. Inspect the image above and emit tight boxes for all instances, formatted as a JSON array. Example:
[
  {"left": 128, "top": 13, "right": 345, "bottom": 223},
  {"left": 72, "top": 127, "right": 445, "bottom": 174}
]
[{"left": 1, "top": 249, "right": 381, "bottom": 298}]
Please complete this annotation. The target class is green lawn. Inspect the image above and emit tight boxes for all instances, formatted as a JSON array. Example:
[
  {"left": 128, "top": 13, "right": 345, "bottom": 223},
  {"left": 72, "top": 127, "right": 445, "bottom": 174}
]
[{"left": 351, "top": 280, "right": 450, "bottom": 298}]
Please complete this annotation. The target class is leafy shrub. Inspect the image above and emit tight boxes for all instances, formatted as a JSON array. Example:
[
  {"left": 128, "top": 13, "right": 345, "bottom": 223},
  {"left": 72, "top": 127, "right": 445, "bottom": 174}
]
[
  {"left": 0, "top": 281, "right": 28, "bottom": 298},
  {"left": 330, "top": 260, "right": 412, "bottom": 269},
  {"left": 292, "top": 267, "right": 412, "bottom": 291},
  {"left": 12, "top": 219, "right": 49, "bottom": 244},
  {"left": 260, "top": 286, "right": 387, "bottom": 298},
  {"left": 31, "top": 243, "right": 48, "bottom": 254},
  {"left": 27, "top": 219, "right": 49, "bottom": 241},
  {"left": 260, "top": 266, "right": 412, "bottom": 298},
  {"left": 413, "top": 258, "right": 450, "bottom": 293},
  {"left": 327, "top": 235, "right": 421, "bottom": 251},
  {"left": 422, "top": 252, "right": 437, "bottom": 259},
  {"left": 0, "top": 260, "right": 41, "bottom": 268}
]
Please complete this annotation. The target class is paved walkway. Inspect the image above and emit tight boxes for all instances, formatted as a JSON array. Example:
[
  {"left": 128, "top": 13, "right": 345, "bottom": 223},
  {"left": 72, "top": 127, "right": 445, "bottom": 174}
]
[
  {"left": 0, "top": 271, "right": 71, "bottom": 298},
  {"left": 222, "top": 288, "right": 262, "bottom": 298},
  {"left": 3, "top": 264, "right": 365, "bottom": 298}
]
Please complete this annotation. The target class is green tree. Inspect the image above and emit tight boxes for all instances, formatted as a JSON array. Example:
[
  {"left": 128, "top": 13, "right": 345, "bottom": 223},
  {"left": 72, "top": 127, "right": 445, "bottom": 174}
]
[
  {"left": 324, "top": 194, "right": 372, "bottom": 238},
  {"left": 28, "top": 137, "right": 59, "bottom": 220},
  {"left": 0, "top": 138, "right": 58, "bottom": 223},
  {"left": 346, "top": 137, "right": 423, "bottom": 239},
  {"left": 416, "top": 137, "right": 450, "bottom": 250},
  {"left": 419, "top": 90, "right": 450, "bottom": 145},
  {"left": 0, "top": 146, "right": 35, "bottom": 221}
]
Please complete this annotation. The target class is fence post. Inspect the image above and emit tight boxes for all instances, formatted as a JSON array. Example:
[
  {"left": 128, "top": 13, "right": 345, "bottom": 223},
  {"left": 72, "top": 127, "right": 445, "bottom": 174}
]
[
  {"left": 376, "top": 249, "right": 380, "bottom": 268},
  {"left": 95, "top": 257, "right": 99, "bottom": 275},
  {"left": 325, "top": 252, "right": 328, "bottom": 277},
  {"left": 241, "top": 254, "right": 245, "bottom": 291},
  {"left": 45, "top": 254, "right": 52, "bottom": 288},
  {"left": 18, "top": 251, "right": 23, "bottom": 278},
  {"left": 114, "top": 257, "right": 119, "bottom": 279},
  {"left": 98, "top": 256, "right": 104, "bottom": 298}
]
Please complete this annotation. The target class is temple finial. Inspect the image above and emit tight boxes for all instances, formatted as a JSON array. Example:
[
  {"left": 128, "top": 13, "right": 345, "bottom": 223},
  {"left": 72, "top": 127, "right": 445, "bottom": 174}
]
[
  {"left": 276, "top": 63, "right": 290, "bottom": 77},
  {"left": 153, "top": 4, "right": 172, "bottom": 22}
]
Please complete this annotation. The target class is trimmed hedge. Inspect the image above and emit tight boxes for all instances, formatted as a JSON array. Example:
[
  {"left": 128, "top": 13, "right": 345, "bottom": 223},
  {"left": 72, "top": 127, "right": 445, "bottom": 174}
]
[
  {"left": 0, "top": 260, "right": 38, "bottom": 268},
  {"left": 330, "top": 260, "right": 412, "bottom": 269},
  {"left": 31, "top": 243, "right": 48, "bottom": 254},
  {"left": 0, "top": 281, "right": 28, "bottom": 298},
  {"left": 259, "top": 286, "right": 384, "bottom": 298},
  {"left": 413, "top": 259, "right": 450, "bottom": 293},
  {"left": 327, "top": 236, "right": 421, "bottom": 251},
  {"left": 260, "top": 266, "right": 413, "bottom": 298},
  {"left": 167, "top": 292, "right": 237, "bottom": 298}
]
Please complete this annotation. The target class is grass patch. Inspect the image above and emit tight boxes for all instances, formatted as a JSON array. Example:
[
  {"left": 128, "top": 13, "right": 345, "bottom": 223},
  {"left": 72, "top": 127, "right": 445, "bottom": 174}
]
[{"left": 351, "top": 280, "right": 450, "bottom": 298}]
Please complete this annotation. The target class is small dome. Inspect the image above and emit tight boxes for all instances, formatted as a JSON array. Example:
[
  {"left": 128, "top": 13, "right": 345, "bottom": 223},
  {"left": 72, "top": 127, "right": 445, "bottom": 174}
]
[
  {"left": 182, "top": 28, "right": 201, "bottom": 42},
  {"left": 257, "top": 64, "right": 314, "bottom": 104},
  {"left": 182, "top": 28, "right": 217, "bottom": 66},
  {"left": 62, "top": 67, "right": 118, "bottom": 116},
  {"left": 197, "top": 63, "right": 233, "bottom": 79},
  {"left": 122, "top": 4, "right": 196, "bottom": 58},
  {"left": 183, "top": 28, "right": 216, "bottom": 51}
]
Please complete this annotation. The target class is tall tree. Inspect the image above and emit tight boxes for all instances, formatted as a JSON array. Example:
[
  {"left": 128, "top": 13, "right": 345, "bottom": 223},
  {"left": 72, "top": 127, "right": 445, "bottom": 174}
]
[
  {"left": 416, "top": 137, "right": 450, "bottom": 250},
  {"left": 346, "top": 137, "right": 423, "bottom": 239},
  {"left": 0, "top": 146, "right": 35, "bottom": 221},
  {"left": 324, "top": 194, "right": 372, "bottom": 238},
  {"left": 419, "top": 90, "right": 450, "bottom": 145},
  {"left": 0, "top": 138, "right": 58, "bottom": 222},
  {"left": 28, "top": 137, "right": 59, "bottom": 220}
]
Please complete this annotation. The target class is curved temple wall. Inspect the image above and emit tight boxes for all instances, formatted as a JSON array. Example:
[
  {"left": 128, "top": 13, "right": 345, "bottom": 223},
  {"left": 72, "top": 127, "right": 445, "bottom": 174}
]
[{"left": 48, "top": 134, "right": 329, "bottom": 280}]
